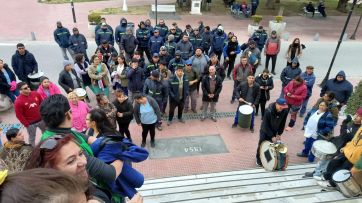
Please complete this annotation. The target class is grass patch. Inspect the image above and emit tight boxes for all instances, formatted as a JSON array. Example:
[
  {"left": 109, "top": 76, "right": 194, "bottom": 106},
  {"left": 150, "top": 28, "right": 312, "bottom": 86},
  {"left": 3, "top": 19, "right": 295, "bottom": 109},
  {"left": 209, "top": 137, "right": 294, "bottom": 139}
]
[
  {"left": 39, "top": 0, "right": 106, "bottom": 4},
  {"left": 90, "top": 6, "right": 150, "bottom": 15}
]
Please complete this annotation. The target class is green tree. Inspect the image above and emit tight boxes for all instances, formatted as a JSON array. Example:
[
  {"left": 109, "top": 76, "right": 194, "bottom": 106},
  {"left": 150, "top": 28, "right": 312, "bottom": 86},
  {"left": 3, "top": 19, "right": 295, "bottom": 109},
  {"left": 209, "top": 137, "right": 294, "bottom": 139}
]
[{"left": 346, "top": 80, "right": 362, "bottom": 115}]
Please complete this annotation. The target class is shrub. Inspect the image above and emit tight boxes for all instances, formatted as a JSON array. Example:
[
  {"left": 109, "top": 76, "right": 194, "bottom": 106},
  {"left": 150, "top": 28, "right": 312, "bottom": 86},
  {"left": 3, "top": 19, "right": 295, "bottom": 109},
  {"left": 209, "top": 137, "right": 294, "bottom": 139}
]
[
  {"left": 251, "top": 15, "right": 263, "bottom": 25},
  {"left": 346, "top": 80, "right": 362, "bottom": 115},
  {"left": 275, "top": 15, "right": 283, "bottom": 23},
  {"left": 88, "top": 12, "right": 102, "bottom": 25}
]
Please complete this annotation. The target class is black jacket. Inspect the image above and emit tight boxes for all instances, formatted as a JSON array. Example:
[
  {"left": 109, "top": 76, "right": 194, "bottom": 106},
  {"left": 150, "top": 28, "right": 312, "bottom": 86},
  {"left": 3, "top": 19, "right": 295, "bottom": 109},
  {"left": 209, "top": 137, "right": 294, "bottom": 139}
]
[
  {"left": 203, "top": 62, "right": 226, "bottom": 81},
  {"left": 255, "top": 74, "right": 274, "bottom": 101},
  {"left": 113, "top": 97, "right": 134, "bottom": 124},
  {"left": 261, "top": 102, "right": 289, "bottom": 139},
  {"left": 168, "top": 74, "right": 189, "bottom": 103},
  {"left": 69, "top": 33, "right": 88, "bottom": 54},
  {"left": 58, "top": 69, "right": 81, "bottom": 93},
  {"left": 120, "top": 34, "right": 139, "bottom": 54},
  {"left": 11, "top": 50, "right": 38, "bottom": 81},
  {"left": 201, "top": 75, "right": 223, "bottom": 102},
  {"left": 0, "top": 64, "right": 16, "bottom": 94},
  {"left": 235, "top": 81, "right": 260, "bottom": 106}
]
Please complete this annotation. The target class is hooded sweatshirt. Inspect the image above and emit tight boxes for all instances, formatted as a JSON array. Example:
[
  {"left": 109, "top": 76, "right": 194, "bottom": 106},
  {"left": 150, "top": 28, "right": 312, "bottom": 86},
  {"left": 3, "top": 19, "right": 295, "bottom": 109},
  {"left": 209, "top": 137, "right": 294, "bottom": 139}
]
[
  {"left": 320, "top": 71, "right": 353, "bottom": 104},
  {"left": 115, "top": 18, "right": 128, "bottom": 44},
  {"left": 280, "top": 57, "right": 302, "bottom": 87}
]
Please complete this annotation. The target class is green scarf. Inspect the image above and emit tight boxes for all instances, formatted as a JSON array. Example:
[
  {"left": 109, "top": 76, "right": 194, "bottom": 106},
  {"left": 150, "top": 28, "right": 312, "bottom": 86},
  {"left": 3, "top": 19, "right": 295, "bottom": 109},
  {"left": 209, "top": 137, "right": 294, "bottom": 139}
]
[{"left": 41, "top": 130, "right": 93, "bottom": 156}]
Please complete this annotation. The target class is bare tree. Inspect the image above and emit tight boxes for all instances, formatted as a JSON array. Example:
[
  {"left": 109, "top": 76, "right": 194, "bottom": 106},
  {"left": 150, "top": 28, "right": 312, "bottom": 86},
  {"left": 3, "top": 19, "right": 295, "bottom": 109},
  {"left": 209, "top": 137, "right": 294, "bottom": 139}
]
[{"left": 337, "top": 0, "right": 349, "bottom": 12}]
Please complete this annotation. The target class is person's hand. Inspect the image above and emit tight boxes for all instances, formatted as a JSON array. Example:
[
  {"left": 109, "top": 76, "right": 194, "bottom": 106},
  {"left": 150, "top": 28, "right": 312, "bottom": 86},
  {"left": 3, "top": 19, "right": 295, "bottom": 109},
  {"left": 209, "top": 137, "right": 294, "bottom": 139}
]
[
  {"left": 351, "top": 167, "right": 360, "bottom": 177},
  {"left": 127, "top": 193, "right": 143, "bottom": 203},
  {"left": 272, "top": 137, "right": 277, "bottom": 143},
  {"left": 230, "top": 51, "right": 235, "bottom": 55},
  {"left": 287, "top": 92, "right": 292, "bottom": 97},
  {"left": 238, "top": 98, "right": 245, "bottom": 103},
  {"left": 117, "top": 112, "right": 123, "bottom": 117}
]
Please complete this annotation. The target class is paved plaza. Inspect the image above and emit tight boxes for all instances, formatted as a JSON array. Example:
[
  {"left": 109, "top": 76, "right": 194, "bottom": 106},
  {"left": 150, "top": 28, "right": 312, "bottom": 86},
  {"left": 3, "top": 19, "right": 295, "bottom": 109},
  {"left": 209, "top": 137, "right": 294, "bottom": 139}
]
[{"left": 1, "top": 0, "right": 362, "bottom": 181}]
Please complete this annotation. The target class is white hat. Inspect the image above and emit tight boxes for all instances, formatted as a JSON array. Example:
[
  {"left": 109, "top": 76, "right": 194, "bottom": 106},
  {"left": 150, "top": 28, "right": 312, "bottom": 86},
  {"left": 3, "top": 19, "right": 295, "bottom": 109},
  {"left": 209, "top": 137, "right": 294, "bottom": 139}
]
[{"left": 218, "top": 26, "right": 224, "bottom": 31}]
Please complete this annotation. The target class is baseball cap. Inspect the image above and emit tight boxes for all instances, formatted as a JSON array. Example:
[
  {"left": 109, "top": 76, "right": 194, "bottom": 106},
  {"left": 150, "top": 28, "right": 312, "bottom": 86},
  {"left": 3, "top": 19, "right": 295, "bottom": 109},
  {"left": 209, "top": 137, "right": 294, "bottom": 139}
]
[
  {"left": 185, "top": 60, "right": 192, "bottom": 66},
  {"left": 276, "top": 98, "right": 288, "bottom": 109},
  {"left": 153, "top": 53, "right": 159, "bottom": 57}
]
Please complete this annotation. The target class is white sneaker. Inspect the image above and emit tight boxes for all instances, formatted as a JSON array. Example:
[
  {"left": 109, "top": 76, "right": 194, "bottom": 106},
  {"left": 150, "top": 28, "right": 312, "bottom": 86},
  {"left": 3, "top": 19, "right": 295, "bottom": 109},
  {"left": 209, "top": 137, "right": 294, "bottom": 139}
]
[
  {"left": 313, "top": 175, "right": 324, "bottom": 181},
  {"left": 317, "top": 180, "right": 333, "bottom": 188}
]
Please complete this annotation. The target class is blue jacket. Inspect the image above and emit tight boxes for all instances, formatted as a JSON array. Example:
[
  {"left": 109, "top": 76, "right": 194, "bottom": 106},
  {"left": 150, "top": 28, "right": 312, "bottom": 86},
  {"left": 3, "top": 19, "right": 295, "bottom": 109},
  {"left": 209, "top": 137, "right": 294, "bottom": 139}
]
[
  {"left": 96, "top": 28, "right": 114, "bottom": 46},
  {"left": 126, "top": 67, "right": 144, "bottom": 92},
  {"left": 91, "top": 136, "right": 148, "bottom": 199},
  {"left": 222, "top": 42, "right": 241, "bottom": 58},
  {"left": 148, "top": 36, "right": 164, "bottom": 54},
  {"left": 251, "top": 29, "right": 268, "bottom": 48},
  {"left": 280, "top": 65, "right": 302, "bottom": 87},
  {"left": 303, "top": 108, "right": 335, "bottom": 137},
  {"left": 143, "top": 78, "right": 168, "bottom": 104},
  {"left": 320, "top": 71, "right": 353, "bottom": 104},
  {"left": 0, "top": 64, "right": 16, "bottom": 94},
  {"left": 115, "top": 18, "right": 128, "bottom": 44},
  {"left": 211, "top": 32, "right": 227, "bottom": 52},
  {"left": 189, "top": 34, "right": 204, "bottom": 50},
  {"left": 154, "top": 24, "right": 169, "bottom": 38},
  {"left": 168, "top": 74, "right": 189, "bottom": 103},
  {"left": 136, "top": 28, "right": 151, "bottom": 48},
  {"left": 300, "top": 71, "right": 316, "bottom": 98},
  {"left": 11, "top": 50, "right": 38, "bottom": 81},
  {"left": 54, "top": 27, "right": 70, "bottom": 48},
  {"left": 69, "top": 33, "right": 88, "bottom": 54}
]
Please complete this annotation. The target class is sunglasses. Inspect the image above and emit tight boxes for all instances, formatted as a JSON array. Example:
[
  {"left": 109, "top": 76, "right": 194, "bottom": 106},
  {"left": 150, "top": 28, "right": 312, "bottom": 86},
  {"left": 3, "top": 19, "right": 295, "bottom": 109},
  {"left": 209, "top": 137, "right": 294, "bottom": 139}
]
[{"left": 39, "top": 135, "right": 65, "bottom": 165}]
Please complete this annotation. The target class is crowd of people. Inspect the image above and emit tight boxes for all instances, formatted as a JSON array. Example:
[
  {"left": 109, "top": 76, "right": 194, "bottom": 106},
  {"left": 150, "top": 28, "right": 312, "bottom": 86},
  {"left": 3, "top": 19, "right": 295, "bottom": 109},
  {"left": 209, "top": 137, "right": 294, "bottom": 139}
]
[{"left": 0, "top": 16, "right": 361, "bottom": 201}]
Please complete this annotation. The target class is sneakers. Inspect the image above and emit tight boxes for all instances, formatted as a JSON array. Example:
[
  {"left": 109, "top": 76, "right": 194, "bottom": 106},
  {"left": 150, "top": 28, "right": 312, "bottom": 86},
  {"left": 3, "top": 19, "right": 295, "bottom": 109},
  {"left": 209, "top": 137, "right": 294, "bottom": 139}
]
[
  {"left": 200, "top": 116, "right": 206, "bottom": 121},
  {"left": 232, "top": 123, "right": 237, "bottom": 128},
  {"left": 271, "top": 71, "right": 276, "bottom": 75},
  {"left": 317, "top": 180, "right": 334, "bottom": 188},
  {"left": 141, "top": 142, "right": 146, "bottom": 148},
  {"left": 256, "top": 161, "right": 262, "bottom": 167},
  {"left": 167, "top": 121, "right": 172, "bottom": 126},
  {"left": 178, "top": 118, "right": 185, "bottom": 123},
  {"left": 150, "top": 141, "right": 156, "bottom": 148},
  {"left": 297, "top": 152, "right": 308, "bottom": 157},
  {"left": 211, "top": 117, "right": 217, "bottom": 122}
]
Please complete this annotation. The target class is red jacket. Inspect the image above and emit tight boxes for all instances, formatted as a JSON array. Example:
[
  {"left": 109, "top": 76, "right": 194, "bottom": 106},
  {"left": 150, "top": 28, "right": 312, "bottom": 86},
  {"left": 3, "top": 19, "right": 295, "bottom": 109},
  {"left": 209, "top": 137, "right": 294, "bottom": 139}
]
[
  {"left": 37, "top": 82, "right": 62, "bottom": 99},
  {"left": 283, "top": 80, "right": 307, "bottom": 106},
  {"left": 14, "top": 91, "right": 43, "bottom": 127}
]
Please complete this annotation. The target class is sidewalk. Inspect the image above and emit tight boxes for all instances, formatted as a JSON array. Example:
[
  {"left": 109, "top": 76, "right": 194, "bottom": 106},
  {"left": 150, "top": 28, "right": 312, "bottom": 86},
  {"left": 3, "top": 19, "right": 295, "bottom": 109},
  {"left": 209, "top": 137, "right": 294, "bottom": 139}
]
[{"left": 1, "top": 0, "right": 362, "bottom": 42}]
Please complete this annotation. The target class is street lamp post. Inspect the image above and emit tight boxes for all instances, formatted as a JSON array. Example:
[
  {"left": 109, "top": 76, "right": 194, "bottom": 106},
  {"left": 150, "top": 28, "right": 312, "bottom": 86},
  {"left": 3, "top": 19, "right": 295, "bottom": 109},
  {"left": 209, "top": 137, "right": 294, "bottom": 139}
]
[
  {"left": 155, "top": 0, "right": 158, "bottom": 25},
  {"left": 70, "top": 0, "right": 77, "bottom": 23},
  {"left": 320, "top": 0, "right": 358, "bottom": 87},
  {"left": 350, "top": 13, "right": 362, "bottom": 40}
]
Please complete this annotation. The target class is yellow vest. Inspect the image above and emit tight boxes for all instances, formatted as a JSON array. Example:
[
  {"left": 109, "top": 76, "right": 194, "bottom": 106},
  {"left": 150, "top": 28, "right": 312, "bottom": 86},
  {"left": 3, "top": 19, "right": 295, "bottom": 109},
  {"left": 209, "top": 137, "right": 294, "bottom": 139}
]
[{"left": 343, "top": 127, "right": 362, "bottom": 164}]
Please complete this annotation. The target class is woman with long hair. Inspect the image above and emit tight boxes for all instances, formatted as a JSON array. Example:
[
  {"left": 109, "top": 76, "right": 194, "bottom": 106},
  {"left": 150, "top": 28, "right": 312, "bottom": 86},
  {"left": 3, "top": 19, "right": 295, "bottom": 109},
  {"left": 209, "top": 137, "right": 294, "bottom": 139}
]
[
  {"left": 74, "top": 53, "right": 92, "bottom": 92},
  {"left": 286, "top": 38, "right": 302, "bottom": 66},
  {"left": 88, "top": 55, "right": 111, "bottom": 98},
  {"left": 0, "top": 59, "right": 19, "bottom": 102},
  {"left": 111, "top": 55, "right": 129, "bottom": 95},
  {"left": 95, "top": 93, "right": 117, "bottom": 129},
  {"left": 37, "top": 76, "right": 62, "bottom": 99},
  {"left": 223, "top": 35, "right": 241, "bottom": 79}
]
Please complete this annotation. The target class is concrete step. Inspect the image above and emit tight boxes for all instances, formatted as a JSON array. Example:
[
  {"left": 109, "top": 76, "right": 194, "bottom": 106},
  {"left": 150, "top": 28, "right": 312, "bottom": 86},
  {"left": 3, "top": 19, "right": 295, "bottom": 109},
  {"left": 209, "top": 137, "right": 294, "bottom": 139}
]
[{"left": 141, "top": 163, "right": 361, "bottom": 203}]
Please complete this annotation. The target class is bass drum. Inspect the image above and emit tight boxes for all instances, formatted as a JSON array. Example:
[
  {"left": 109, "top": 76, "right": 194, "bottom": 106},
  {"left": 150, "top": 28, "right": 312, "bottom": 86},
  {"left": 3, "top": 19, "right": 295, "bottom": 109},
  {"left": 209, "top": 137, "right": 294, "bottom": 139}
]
[
  {"left": 260, "top": 141, "right": 288, "bottom": 171},
  {"left": 238, "top": 105, "right": 253, "bottom": 128},
  {"left": 0, "top": 94, "right": 12, "bottom": 112},
  {"left": 311, "top": 140, "right": 337, "bottom": 160},
  {"left": 333, "top": 169, "right": 361, "bottom": 198}
]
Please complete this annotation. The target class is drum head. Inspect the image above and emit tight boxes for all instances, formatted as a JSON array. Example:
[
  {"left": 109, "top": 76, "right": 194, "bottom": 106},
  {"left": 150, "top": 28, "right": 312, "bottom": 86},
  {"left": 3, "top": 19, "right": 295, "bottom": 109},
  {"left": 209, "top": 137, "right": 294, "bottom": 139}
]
[
  {"left": 312, "top": 140, "right": 337, "bottom": 155},
  {"left": 74, "top": 88, "right": 87, "bottom": 97},
  {"left": 238, "top": 105, "right": 253, "bottom": 115},
  {"left": 332, "top": 169, "right": 351, "bottom": 183},
  {"left": 28, "top": 71, "right": 44, "bottom": 79},
  {"left": 260, "top": 141, "right": 276, "bottom": 171}
]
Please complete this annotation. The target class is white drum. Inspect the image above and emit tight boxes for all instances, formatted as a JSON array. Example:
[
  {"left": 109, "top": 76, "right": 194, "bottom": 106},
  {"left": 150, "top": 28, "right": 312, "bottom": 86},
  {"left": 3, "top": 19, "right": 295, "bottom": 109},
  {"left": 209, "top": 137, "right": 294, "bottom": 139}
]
[
  {"left": 0, "top": 94, "right": 12, "bottom": 112},
  {"left": 237, "top": 105, "right": 254, "bottom": 128},
  {"left": 260, "top": 141, "right": 288, "bottom": 171},
  {"left": 332, "top": 169, "right": 361, "bottom": 197},
  {"left": 27, "top": 71, "right": 44, "bottom": 79},
  {"left": 311, "top": 140, "right": 337, "bottom": 160}
]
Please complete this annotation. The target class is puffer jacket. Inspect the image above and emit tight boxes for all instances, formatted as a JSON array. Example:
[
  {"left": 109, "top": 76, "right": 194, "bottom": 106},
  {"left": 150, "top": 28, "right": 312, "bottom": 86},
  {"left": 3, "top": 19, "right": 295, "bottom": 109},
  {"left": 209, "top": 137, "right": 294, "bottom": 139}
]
[
  {"left": 342, "top": 127, "right": 362, "bottom": 165},
  {"left": 11, "top": 50, "right": 38, "bottom": 81},
  {"left": 280, "top": 65, "right": 302, "bottom": 87},
  {"left": 283, "top": 80, "right": 307, "bottom": 106},
  {"left": 300, "top": 71, "right": 316, "bottom": 98},
  {"left": 115, "top": 18, "right": 128, "bottom": 44},
  {"left": 54, "top": 27, "right": 70, "bottom": 48},
  {"left": 120, "top": 34, "right": 139, "bottom": 54},
  {"left": 143, "top": 78, "right": 168, "bottom": 104},
  {"left": 255, "top": 74, "right": 274, "bottom": 101},
  {"left": 320, "top": 71, "right": 353, "bottom": 104},
  {"left": 136, "top": 28, "right": 151, "bottom": 48}
]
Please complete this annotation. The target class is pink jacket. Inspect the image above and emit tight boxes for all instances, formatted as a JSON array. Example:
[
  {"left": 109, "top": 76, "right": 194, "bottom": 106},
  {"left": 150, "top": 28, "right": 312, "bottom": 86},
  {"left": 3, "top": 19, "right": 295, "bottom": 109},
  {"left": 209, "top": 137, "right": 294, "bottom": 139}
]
[
  {"left": 37, "top": 83, "right": 62, "bottom": 99},
  {"left": 70, "top": 101, "right": 90, "bottom": 132},
  {"left": 283, "top": 80, "right": 307, "bottom": 106}
]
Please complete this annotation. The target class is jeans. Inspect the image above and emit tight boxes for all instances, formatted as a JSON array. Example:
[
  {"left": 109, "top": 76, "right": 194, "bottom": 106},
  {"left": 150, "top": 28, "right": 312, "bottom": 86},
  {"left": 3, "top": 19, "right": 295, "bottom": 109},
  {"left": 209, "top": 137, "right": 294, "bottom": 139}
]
[
  {"left": 168, "top": 100, "right": 185, "bottom": 121},
  {"left": 118, "top": 121, "right": 132, "bottom": 140},
  {"left": 265, "top": 54, "right": 277, "bottom": 73},
  {"left": 314, "top": 159, "right": 330, "bottom": 177},
  {"left": 287, "top": 105, "right": 301, "bottom": 128},
  {"left": 184, "top": 89, "right": 197, "bottom": 111},
  {"left": 60, "top": 47, "right": 74, "bottom": 60},
  {"left": 233, "top": 106, "right": 255, "bottom": 129},
  {"left": 5, "top": 90, "right": 19, "bottom": 102},
  {"left": 231, "top": 80, "right": 240, "bottom": 101},
  {"left": 202, "top": 101, "right": 216, "bottom": 118},
  {"left": 299, "top": 96, "right": 310, "bottom": 116},
  {"left": 27, "top": 120, "right": 46, "bottom": 146},
  {"left": 302, "top": 137, "right": 317, "bottom": 162},
  {"left": 141, "top": 123, "right": 156, "bottom": 143}
]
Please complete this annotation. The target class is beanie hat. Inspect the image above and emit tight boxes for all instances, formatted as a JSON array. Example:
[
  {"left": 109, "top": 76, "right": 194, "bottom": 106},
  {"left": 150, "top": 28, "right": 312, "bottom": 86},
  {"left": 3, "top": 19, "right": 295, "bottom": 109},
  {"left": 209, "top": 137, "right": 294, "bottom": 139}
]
[{"left": 63, "top": 60, "right": 72, "bottom": 67}]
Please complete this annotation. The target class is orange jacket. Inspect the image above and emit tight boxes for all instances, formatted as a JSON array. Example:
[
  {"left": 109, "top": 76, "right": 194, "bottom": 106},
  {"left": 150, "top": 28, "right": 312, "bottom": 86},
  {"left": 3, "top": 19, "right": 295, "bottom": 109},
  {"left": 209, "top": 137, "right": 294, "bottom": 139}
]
[{"left": 343, "top": 127, "right": 362, "bottom": 164}]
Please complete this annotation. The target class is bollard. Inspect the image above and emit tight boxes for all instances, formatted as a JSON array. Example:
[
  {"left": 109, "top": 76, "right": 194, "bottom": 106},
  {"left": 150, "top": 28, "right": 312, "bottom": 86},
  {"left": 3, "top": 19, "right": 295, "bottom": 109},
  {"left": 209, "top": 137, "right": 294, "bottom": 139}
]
[
  {"left": 313, "top": 33, "right": 320, "bottom": 41},
  {"left": 31, "top": 32, "right": 36, "bottom": 41}
]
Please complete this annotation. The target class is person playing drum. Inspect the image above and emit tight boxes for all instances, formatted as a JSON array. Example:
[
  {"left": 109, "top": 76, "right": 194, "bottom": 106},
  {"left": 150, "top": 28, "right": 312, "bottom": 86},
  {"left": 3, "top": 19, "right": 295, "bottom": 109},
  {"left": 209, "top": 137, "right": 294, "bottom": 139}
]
[
  {"left": 297, "top": 101, "right": 335, "bottom": 162},
  {"left": 317, "top": 126, "right": 362, "bottom": 188},
  {"left": 256, "top": 98, "right": 289, "bottom": 167},
  {"left": 231, "top": 74, "right": 260, "bottom": 133}
]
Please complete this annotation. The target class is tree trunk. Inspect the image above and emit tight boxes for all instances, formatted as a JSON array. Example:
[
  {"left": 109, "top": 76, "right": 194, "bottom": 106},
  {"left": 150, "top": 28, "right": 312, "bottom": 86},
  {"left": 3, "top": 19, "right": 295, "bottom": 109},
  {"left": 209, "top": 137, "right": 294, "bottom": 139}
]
[
  {"left": 265, "top": 0, "right": 275, "bottom": 9},
  {"left": 337, "top": 0, "right": 348, "bottom": 12}
]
